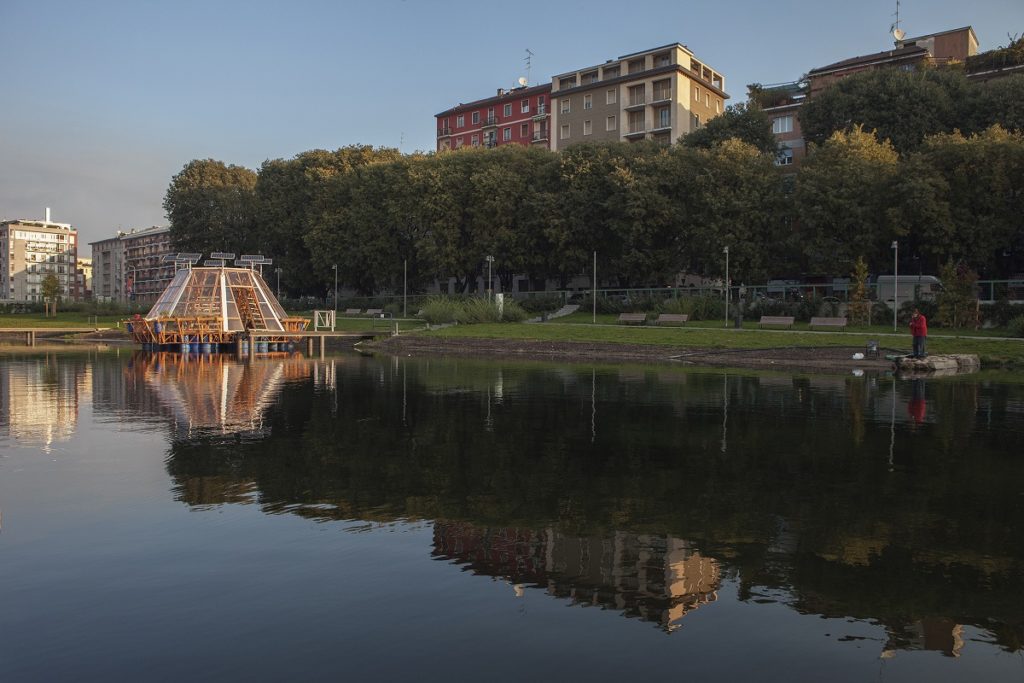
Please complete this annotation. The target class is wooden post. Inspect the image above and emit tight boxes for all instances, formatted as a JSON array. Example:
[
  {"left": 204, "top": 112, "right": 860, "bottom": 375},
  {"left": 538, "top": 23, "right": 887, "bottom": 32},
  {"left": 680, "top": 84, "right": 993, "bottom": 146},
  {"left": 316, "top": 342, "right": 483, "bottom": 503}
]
[
  {"left": 306, "top": 336, "right": 314, "bottom": 355},
  {"left": 319, "top": 335, "right": 326, "bottom": 359}
]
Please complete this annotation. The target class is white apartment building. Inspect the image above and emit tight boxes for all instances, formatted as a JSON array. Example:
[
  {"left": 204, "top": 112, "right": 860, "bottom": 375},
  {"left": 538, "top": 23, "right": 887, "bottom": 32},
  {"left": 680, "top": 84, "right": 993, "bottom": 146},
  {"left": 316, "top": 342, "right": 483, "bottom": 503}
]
[{"left": 0, "top": 209, "right": 79, "bottom": 302}]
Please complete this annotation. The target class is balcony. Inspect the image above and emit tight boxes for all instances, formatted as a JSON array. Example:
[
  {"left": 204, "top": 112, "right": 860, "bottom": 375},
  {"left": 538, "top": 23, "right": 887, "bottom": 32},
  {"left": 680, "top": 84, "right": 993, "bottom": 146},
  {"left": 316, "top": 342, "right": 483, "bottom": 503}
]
[
  {"left": 624, "top": 98, "right": 646, "bottom": 111},
  {"left": 532, "top": 104, "right": 548, "bottom": 118},
  {"left": 624, "top": 125, "right": 647, "bottom": 138},
  {"left": 484, "top": 140, "right": 497, "bottom": 149},
  {"left": 482, "top": 115, "right": 498, "bottom": 127},
  {"left": 437, "top": 127, "right": 451, "bottom": 137},
  {"left": 532, "top": 130, "right": 549, "bottom": 142},
  {"left": 652, "top": 89, "right": 672, "bottom": 103}
]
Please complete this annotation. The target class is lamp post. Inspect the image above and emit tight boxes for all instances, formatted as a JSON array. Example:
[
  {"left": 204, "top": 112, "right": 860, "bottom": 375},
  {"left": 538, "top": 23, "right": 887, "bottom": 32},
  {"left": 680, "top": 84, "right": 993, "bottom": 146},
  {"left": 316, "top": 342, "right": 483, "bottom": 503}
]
[
  {"left": 403, "top": 259, "right": 407, "bottom": 318},
  {"left": 592, "top": 251, "right": 597, "bottom": 324},
  {"left": 723, "top": 246, "right": 730, "bottom": 328},
  {"left": 891, "top": 240, "right": 898, "bottom": 332},
  {"left": 332, "top": 264, "right": 338, "bottom": 312},
  {"left": 485, "top": 255, "right": 494, "bottom": 301},
  {"left": 275, "top": 267, "right": 282, "bottom": 299}
]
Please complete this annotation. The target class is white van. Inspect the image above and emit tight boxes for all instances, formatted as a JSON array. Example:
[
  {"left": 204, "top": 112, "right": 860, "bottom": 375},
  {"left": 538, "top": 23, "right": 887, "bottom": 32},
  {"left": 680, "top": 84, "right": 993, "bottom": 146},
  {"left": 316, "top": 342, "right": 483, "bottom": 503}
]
[{"left": 875, "top": 275, "right": 942, "bottom": 309}]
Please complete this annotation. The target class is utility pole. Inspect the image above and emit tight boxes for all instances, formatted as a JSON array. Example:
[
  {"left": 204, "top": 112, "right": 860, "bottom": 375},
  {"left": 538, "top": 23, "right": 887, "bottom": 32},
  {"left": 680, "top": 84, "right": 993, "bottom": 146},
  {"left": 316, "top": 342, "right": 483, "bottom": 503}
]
[
  {"left": 892, "top": 241, "right": 899, "bottom": 332},
  {"left": 723, "top": 246, "right": 730, "bottom": 328},
  {"left": 332, "top": 264, "right": 338, "bottom": 313},
  {"left": 403, "top": 259, "right": 407, "bottom": 318},
  {"left": 592, "top": 251, "right": 597, "bottom": 324}
]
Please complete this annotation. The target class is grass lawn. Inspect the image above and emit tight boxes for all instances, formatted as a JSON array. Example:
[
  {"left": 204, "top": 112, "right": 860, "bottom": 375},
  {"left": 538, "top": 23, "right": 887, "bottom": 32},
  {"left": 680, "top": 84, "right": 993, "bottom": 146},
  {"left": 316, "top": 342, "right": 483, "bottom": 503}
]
[{"left": 415, "top": 320, "right": 1024, "bottom": 366}]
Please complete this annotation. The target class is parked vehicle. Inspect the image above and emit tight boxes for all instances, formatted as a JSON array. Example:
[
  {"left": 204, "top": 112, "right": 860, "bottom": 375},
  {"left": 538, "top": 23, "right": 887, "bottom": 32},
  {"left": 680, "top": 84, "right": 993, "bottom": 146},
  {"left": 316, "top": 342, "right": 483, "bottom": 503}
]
[{"left": 875, "top": 275, "right": 942, "bottom": 309}]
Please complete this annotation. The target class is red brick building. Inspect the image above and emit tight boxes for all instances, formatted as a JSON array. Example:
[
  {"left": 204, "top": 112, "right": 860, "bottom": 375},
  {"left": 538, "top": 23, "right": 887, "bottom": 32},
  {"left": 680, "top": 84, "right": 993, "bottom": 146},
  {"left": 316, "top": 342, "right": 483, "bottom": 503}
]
[{"left": 436, "top": 84, "right": 553, "bottom": 152}]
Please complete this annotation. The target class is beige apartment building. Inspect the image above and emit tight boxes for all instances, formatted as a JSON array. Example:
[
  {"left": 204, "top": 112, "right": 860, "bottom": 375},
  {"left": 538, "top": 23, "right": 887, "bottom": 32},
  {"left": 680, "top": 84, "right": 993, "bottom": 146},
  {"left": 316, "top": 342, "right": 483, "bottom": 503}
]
[
  {"left": 0, "top": 210, "right": 79, "bottom": 302},
  {"left": 89, "top": 225, "right": 174, "bottom": 303},
  {"left": 550, "top": 43, "right": 728, "bottom": 150}
]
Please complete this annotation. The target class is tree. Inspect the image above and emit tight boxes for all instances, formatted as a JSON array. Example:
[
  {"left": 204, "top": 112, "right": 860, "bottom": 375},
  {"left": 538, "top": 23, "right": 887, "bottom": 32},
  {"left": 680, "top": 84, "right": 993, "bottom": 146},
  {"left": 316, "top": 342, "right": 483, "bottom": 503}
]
[
  {"left": 848, "top": 256, "right": 871, "bottom": 326},
  {"left": 681, "top": 102, "right": 778, "bottom": 155},
  {"left": 971, "top": 74, "right": 1024, "bottom": 134},
  {"left": 256, "top": 146, "right": 401, "bottom": 296},
  {"left": 935, "top": 259, "right": 980, "bottom": 328},
  {"left": 794, "top": 127, "right": 901, "bottom": 274},
  {"left": 163, "top": 159, "right": 258, "bottom": 255},
  {"left": 800, "top": 68, "right": 963, "bottom": 154},
  {"left": 41, "top": 273, "right": 61, "bottom": 315}
]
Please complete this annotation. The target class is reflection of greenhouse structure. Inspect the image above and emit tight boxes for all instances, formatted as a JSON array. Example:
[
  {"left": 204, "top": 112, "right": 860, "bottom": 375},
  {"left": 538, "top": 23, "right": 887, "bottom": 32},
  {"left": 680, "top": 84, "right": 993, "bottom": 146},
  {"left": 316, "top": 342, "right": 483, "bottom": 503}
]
[
  {"left": 130, "top": 352, "right": 311, "bottom": 438},
  {"left": 126, "top": 266, "right": 308, "bottom": 349}
]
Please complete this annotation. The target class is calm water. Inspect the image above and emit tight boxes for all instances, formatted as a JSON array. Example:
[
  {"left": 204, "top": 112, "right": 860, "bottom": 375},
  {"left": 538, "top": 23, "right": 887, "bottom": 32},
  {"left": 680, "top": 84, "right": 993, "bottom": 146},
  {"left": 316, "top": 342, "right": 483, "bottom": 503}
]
[{"left": 1, "top": 348, "right": 1023, "bottom": 681}]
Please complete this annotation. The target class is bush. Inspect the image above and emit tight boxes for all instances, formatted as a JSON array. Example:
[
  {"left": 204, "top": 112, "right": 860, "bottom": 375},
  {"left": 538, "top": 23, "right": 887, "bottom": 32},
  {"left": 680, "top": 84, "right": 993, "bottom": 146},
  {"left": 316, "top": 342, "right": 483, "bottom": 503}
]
[
  {"left": 981, "top": 299, "right": 1021, "bottom": 328},
  {"left": 898, "top": 299, "right": 938, "bottom": 325},
  {"left": 577, "top": 295, "right": 625, "bottom": 314},
  {"left": 420, "top": 296, "right": 462, "bottom": 324},
  {"left": 1008, "top": 316, "right": 1024, "bottom": 339},
  {"left": 517, "top": 294, "right": 564, "bottom": 314},
  {"left": 659, "top": 295, "right": 725, "bottom": 321}
]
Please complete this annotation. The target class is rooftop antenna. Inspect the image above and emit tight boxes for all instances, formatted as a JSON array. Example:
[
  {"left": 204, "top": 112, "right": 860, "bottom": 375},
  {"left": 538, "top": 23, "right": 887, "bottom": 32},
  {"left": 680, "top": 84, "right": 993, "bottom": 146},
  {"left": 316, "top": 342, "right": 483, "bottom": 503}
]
[
  {"left": 890, "top": 0, "right": 905, "bottom": 42},
  {"left": 524, "top": 48, "right": 534, "bottom": 86}
]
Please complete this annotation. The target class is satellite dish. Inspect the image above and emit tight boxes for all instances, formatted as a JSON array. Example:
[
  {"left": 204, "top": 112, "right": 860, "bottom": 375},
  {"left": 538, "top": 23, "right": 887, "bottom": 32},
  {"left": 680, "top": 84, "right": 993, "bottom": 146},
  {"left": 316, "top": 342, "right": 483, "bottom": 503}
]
[
  {"left": 517, "top": 76, "right": 528, "bottom": 87},
  {"left": 892, "top": 26, "right": 906, "bottom": 41}
]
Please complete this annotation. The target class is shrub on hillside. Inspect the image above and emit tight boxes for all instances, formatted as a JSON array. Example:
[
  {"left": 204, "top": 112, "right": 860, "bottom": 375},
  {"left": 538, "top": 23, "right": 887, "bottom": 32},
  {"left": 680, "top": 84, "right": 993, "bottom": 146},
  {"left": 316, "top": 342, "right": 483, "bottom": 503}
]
[
  {"left": 1008, "top": 316, "right": 1024, "bottom": 338},
  {"left": 518, "top": 294, "right": 564, "bottom": 314},
  {"left": 420, "top": 296, "right": 461, "bottom": 324}
]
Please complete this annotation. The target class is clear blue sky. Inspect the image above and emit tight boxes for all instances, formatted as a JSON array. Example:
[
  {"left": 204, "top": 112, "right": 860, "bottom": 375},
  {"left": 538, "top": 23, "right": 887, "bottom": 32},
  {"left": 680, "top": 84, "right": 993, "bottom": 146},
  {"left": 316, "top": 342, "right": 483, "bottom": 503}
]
[{"left": 1, "top": 0, "right": 1021, "bottom": 245}]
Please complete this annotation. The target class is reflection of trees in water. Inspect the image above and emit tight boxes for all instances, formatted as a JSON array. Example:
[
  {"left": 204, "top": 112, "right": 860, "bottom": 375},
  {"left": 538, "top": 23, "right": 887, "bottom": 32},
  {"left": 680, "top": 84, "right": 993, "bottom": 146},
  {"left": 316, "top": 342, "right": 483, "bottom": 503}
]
[{"left": 152, "top": 357, "right": 1024, "bottom": 652}]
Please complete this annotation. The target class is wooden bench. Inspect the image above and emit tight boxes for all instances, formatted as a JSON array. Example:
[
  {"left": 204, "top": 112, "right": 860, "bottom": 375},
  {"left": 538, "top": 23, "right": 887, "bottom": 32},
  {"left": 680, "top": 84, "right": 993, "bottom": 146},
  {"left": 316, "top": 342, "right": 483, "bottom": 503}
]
[
  {"left": 654, "top": 313, "right": 689, "bottom": 326},
  {"left": 809, "top": 316, "right": 848, "bottom": 331},
  {"left": 758, "top": 315, "right": 795, "bottom": 329},
  {"left": 343, "top": 308, "right": 362, "bottom": 315},
  {"left": 364, "top": 308, "right": 384, "bottom": 317},
  {"left": 617, "top": 313, "right": 647, "bottom": 325}
]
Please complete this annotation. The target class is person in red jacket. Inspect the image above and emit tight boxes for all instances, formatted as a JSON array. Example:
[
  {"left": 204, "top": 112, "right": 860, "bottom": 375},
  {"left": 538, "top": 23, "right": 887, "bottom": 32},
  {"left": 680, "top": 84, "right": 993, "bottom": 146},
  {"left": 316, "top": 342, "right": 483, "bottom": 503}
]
[{"left": 910, "top": 308, "right": 928, "bottom": 358}]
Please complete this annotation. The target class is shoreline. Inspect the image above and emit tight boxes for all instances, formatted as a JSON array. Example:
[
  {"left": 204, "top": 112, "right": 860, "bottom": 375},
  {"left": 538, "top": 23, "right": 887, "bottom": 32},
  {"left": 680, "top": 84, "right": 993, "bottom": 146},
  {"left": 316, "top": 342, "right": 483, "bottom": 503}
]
[{"left": 368, "top": 335, "right": 896, "bottom": 373}]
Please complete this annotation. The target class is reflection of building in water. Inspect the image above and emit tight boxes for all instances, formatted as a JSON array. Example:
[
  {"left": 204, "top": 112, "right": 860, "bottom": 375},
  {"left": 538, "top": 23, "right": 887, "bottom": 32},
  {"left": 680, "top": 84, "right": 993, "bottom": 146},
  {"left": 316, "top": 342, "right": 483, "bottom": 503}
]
[
  {"left": 0, "top": 357, "right": 87, "bottom": 450},
  {"left": 881, "top": 618, "right": 964, "bottom": 659},
  {"left": 432, "top": 523, "right": 720, "bottom": 632},
  {"left": 128, "top": 352, "right": 311, "bottom": 439}
]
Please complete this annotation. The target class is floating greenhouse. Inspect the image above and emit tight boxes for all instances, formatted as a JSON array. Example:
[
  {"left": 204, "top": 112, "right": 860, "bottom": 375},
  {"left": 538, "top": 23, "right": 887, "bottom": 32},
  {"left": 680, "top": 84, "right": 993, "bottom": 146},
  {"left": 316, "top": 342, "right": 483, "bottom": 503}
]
[{"left": 126, "top": 265, "right": 309, "bottom": 351}]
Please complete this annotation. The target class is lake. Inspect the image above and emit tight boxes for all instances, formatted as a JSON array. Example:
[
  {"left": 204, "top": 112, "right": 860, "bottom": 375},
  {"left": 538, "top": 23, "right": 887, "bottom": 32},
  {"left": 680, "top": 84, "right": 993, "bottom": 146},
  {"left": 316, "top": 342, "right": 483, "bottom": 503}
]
[{"left": 1, "top": 348, "right": 1023, "bottom": 681}]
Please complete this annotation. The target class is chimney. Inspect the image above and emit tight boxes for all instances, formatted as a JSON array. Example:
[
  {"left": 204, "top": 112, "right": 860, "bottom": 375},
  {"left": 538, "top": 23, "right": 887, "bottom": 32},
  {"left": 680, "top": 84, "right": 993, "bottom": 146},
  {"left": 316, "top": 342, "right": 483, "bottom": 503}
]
[{"left": 45, "top": 207, "right": 51, "bottom": 223}]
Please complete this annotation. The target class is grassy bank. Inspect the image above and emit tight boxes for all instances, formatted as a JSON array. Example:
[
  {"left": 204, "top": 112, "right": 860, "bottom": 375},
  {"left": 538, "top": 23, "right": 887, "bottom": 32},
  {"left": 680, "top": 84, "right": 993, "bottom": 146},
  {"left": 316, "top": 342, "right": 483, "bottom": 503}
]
[
  {"left": 0, "top": 312, "right": 424, "bottom": 333},
  {"left": 412, "top": 320, "right": 1024, "bottom": 366}
]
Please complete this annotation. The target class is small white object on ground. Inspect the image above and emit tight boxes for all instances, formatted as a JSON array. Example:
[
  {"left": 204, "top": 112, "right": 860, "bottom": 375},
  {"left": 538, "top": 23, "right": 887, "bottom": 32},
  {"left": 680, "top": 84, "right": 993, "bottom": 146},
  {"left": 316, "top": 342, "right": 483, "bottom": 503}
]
[{"left": 851, "top": 352, "right": 865, "bottom": 360}]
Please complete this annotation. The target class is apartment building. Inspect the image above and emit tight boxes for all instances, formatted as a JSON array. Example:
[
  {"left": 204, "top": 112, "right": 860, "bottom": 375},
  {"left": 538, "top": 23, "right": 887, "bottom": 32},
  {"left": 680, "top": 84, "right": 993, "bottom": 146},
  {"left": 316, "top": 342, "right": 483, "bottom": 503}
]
[
  {"left": 76, "top": 256, "right": 93, "bottom": 300},
  {"left": 0, "top": 210, "right": 79, "bottom": 302},
  {"left": 436, "top": 84, "right": 553, "bottom": 152},
  {"left": 550, "top": 44, "right": 728, "bottom": 150},
  {"left": 89, "top": 225, "right": 174, "bottom": 303},
  {"left": 758, "top": 26, "right": 980, "bottom": 167}
]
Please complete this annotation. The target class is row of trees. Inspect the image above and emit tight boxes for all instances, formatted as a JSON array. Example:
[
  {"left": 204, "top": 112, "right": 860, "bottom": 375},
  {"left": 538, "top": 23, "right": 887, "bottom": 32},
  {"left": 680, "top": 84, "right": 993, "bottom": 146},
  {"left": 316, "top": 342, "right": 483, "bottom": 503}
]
[{"left": 164, "top": 71, "right": 1024, "bottom": 297}]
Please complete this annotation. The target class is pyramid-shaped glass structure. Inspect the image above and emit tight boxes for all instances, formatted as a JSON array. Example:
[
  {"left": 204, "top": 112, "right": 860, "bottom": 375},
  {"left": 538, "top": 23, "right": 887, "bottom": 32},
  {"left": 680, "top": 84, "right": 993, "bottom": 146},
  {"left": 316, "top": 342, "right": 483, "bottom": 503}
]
[{"left": 145, "top": 267, "right": 290, "bottom": 332}]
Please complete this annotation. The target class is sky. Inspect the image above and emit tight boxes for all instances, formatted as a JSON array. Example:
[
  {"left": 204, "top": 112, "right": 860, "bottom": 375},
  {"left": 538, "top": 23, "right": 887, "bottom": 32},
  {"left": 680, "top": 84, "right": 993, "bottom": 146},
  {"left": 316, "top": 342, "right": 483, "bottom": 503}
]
[{"left": 1, "top": 0, "right": 1022, "bottom": 246}]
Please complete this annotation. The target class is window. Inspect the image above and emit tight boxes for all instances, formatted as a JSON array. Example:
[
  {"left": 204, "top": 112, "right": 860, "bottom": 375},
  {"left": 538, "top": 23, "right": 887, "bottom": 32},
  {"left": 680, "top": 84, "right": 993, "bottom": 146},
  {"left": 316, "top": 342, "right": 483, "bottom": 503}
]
[
  {"left": 520, "top": 123, "right": 528, "bottom": 137},
  {"left": 607, "top": 115, "right": 617, "bottom": 131},
  {"left": 583, "top": 94, "right": 592, "bottom": 110},
  {"left": 628, "top": 58, "right": 644, "bottom": 74},
  {"left": 584, "top": 120, "right": 592, "bottom": 135},
  {"left": 472, "top": 111, "right": 480, "bottom": 124},
  {"left": 559, "top": 76, "right": 576, "bottom": 89},
  {"left": 694, "top": 86, "right": 700, "bottom": 101},
  {"left": 657, "top": 108, "right": 670, "bottom": 129},
  {"left": 716, "top": 98, "right": 721, "bottom": 113},
  {"left": 652, "top": 78, "right": 671, "bottom": 101},
  {"left": 560, "top": 124, "right": 570, "bottom": 139},
  {"left": 706, "top": 93, "right": 710, "bottom": 106},
  {"left": 521, "top": 99, "right": 529, "bottom": 113},
  {"left": 504, "top": 103, "right": 512, "bottom": 117},
  {"left": 628, "top": 84, "right": 645, "bottom": 106},
  {"left": 538, "top": 95, "right": 545, "bottom": 106},
  {"left": 606, "top": 88, "right": 616, "bottom": 105},
  {"left": 561, "top": 98, "right": 571, "bottom": 114},
  {"left": 603, "top": 65, "right": 620, "bottom": 79},
  {"left": 457, "top": 114, "right": 465, "bottom": 127},
  {"left": 456, "top": 137, "right": 464, "bottom": 148},
  {"left": 503, "top": 127, "right": 512, "bottom": 141},
  {"left": 582, "top": 70, "right": 599, "bottom": 84},
  {"left": 693, "top": 113, "right": 701, "bottom": 128},
  {"left": 655, "top": 52, "right": 671, "bottom": 67},
  {"left": 471, "top": 134, "right": 479, "bottom": 147},
  {"left": 772, "top": 115, "right": 794, "bottom": 134},
  {"left": 776, "top": 148, "right": 794, "bottom": 166}
]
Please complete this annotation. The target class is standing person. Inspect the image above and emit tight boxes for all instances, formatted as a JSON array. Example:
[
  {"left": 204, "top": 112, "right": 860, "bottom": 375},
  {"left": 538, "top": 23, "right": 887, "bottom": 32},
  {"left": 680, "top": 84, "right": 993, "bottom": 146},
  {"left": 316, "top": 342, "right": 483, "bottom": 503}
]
[{"left": 909, "top": 308, "right": 928, "bottom": 358}]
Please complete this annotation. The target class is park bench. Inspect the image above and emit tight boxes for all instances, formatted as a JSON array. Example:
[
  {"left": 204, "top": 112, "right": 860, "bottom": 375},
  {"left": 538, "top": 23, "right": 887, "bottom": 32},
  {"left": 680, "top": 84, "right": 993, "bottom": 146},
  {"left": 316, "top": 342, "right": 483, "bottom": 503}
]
[
  {"left": 809, "top": 316, "right": 848, "bottom": 331},
  {"left": 617, "top": 313, "right": 647, "bottom": 325},
  {"left": 758, "top": 315, "right": 795, "bottom": 329},
  {"left": 364, "top": 308, "right": 384, "bottom": 316},
  {"left": 343, "top": 308, "right": 362, "bottom": 315},
  {"left": 654, "top": 313, "right": 689, "bottom": 326}
]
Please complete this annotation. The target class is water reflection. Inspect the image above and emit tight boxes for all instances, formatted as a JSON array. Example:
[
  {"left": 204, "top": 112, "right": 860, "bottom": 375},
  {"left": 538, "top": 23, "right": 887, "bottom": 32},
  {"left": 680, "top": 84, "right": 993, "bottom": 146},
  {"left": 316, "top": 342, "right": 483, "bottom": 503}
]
[
  {"left": 3, "top": 351, "right": 1024, "bottom": 664},
  {"left": 433, "top": 523, "right": 720, "bottom": 632}
]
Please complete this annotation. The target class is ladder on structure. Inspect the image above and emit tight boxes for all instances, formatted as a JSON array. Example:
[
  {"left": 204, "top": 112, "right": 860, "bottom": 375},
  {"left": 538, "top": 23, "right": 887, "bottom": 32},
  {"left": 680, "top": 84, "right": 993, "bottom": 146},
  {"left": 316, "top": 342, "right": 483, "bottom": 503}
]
[{"left": 232, "top": 286, "right": 267, "bottom": 330}]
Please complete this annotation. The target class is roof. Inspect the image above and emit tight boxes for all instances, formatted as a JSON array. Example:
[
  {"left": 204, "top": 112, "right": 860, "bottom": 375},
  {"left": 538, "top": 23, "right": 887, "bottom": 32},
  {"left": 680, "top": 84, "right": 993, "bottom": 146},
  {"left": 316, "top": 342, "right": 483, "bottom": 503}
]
[
  {"left": 553, "top": 42, "right": 698, "bottom": 80},
  {"left": 435, "top": 83, "right": 552, "bottom": 118},
  {"left": 808, "top": 45, "right": 928, "bottom": 76},
  {"left": 900, "top": 25, "right": 978, "bottom": 46}
]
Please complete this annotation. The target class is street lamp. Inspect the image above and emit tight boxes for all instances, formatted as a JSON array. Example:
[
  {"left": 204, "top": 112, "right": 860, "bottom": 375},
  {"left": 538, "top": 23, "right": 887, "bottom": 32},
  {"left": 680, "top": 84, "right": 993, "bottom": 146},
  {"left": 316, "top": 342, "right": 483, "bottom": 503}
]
[
  {"left": 275, "top": 267, "right": 282, "bottom": 299},
  {"left": 485, "top": 255, "right": 494, "bottom": 301},
  {"left": 891, "top": 240, "right": 898, "bottom": 332},
  {"left": 723, "top": 246, "right": 730, "bottom": 328},
  {"left": 332, "top": 264, "right": 338, "bottom": 312}
]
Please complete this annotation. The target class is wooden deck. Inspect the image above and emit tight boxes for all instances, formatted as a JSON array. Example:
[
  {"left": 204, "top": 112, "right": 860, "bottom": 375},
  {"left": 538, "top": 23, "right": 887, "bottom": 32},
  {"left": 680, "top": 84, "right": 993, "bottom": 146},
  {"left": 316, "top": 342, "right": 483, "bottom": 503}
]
[{"left": 0, "top": 327, "right": 103, "bottom": 345}]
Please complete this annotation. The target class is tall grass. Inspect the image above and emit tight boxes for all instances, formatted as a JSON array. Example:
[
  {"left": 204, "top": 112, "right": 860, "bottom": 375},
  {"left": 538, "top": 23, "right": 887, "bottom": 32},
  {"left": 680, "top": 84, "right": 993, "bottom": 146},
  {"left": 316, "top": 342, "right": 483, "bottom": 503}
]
[{"left": 420, "top": 296, "right": 527, "bottom": 324}]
